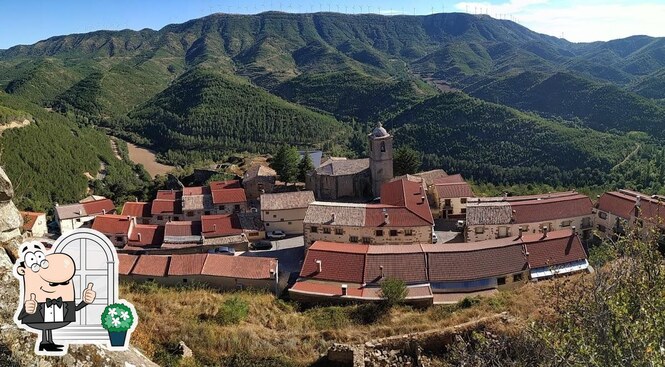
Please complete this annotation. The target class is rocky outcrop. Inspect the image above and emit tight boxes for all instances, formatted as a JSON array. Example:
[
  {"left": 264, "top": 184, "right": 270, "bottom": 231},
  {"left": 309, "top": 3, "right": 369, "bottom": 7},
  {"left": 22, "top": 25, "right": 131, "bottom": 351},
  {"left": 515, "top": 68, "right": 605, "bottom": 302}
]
[
  {"left": 0, "top": 167, "right": 21, "bottom": 243},
  {"left": 0, "top": 226, "right": 158, "bottom": 366}
]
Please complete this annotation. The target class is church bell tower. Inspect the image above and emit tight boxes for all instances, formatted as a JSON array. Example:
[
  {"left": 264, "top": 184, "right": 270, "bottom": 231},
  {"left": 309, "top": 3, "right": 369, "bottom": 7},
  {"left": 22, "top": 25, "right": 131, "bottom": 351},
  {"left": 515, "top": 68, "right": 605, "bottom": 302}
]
[{"left": 368, "top": 122, "right": 394, "bottom": 198}]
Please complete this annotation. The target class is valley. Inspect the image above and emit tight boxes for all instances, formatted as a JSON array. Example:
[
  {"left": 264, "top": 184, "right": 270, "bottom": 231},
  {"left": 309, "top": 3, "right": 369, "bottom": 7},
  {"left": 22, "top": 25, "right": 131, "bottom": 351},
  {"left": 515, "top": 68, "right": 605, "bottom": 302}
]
[{"left": 126, "top": 141, "right": 174, "bottom": 177}]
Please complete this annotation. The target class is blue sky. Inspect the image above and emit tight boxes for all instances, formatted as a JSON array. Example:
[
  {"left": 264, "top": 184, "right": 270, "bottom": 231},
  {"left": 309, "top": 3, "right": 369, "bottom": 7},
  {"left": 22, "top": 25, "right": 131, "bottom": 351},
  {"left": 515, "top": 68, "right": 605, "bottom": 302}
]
[{"left": 1, "top": 0, "right": 663, "bottom": 49}]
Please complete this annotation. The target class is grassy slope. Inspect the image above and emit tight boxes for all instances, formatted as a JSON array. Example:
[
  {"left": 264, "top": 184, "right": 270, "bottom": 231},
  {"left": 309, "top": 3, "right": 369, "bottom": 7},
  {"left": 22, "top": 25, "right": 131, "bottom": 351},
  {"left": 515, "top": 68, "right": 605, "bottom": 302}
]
[{"left": 122, "top": 281, "right": 545, "bottom": 366}]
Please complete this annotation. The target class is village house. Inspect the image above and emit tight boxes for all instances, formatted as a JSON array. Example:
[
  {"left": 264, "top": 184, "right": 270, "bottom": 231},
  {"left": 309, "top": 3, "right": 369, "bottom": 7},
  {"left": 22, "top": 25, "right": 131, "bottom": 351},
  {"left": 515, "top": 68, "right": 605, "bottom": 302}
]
[
  {"left": 20, "top": 211, "right": 48, "bottom": 238},
  {"left": 124, "top": 224, "right": 165, "bottom": 252},
  {"left": 303, "top": 179, "right": 434, "bottom": 247},
  {"left": 91, "top": 214, "right": 136, "bottom": 247},
  {"left": 151, "top": 190, "right": 183, "bottom": 224},
  {"left": 306, "top": 122, "right": 394, "bottom": 200},
  {"left": 181, "top": 186, "right": 215, "bottom": 220},
  {"left": 595, "top": 189, "right": 665, "bottom": 238},
  {"left": 464, "top": 191, "right": 594, "bottom": 242},
  {"left": 236, "top": 212, "right": 265, "bottom": 241},
  {"left": 242, "top": 164, "right": 277, "bottom": 200},
  {"left": 261, "top": 191, "right": 315, "bottom": 235},
  {"left": 211, "top": 187, "right": 248, "bottom": 214},
  {"left": 430, "top": 174, "right": 475, "bottom": 219},
  {"left": 118, "top": 253, "right": 279, "bottom": 293},
  {"left": 201, "top": 214, "right": 249, "bottom": 251},
  {"left": 121, "top": 201, "right": 152, "bottom": 224},
  {"left": 291, "top": 229, "right": 588, "bottom": 305},
  {"left": 54, "top": 197, "right": 116, "bottom": 234}
]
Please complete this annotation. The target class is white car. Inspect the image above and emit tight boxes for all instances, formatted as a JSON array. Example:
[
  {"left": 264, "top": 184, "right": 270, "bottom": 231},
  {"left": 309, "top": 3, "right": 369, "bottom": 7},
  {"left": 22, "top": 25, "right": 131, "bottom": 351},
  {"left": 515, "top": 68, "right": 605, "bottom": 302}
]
[
  {"left": 431, "top": 232, "right": 439, "bottom": 243},
  {"left": 267, "top": 230, "right": 286, "bottom": 240},
  {"left": 456, "top": 220, "right": 466, "bottom": 230}
]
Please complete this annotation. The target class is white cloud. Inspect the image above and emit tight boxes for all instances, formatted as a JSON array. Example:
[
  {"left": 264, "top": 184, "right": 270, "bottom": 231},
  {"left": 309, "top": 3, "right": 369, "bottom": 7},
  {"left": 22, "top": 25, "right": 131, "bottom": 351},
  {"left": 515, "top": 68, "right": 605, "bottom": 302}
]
[{"left": 454, "top": 1, "right": 665, "bottom": 42}]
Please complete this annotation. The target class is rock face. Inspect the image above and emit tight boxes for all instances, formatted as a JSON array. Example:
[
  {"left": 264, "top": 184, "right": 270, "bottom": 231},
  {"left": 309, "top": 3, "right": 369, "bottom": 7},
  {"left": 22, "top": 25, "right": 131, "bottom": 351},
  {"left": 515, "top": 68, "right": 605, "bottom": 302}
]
[
  {"left": 0, "top": 247, "right": 159, "bottom": 367},
  {"left": 0, "top": 167, "right": 21, "bottom": 243}
]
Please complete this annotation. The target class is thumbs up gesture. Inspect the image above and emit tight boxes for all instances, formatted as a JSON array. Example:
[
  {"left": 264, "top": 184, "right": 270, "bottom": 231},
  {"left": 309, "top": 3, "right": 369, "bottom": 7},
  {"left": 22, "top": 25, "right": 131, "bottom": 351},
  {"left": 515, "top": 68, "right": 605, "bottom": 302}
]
[
  {"left": 83, "top": 283, "right": 96, "bottom": 304},
  {"left": 25, "top": 293, "right": 37, "bottom": 314}
]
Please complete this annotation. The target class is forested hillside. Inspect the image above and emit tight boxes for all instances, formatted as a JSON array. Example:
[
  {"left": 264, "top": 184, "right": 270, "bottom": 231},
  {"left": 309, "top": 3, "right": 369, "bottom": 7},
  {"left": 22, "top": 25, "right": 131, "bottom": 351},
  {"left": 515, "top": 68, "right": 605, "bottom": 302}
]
[{"left": 0, "top": 11, "right": 665, "bottom": 208}]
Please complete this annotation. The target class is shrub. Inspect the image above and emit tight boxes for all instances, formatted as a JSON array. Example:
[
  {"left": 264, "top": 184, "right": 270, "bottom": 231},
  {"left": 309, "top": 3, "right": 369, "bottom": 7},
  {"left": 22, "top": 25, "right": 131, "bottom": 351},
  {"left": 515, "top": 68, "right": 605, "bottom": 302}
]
[
  {"left": 306, "top": 306, "right": 351, "bottom": 330},
  {"left": 379, "top": 278, "right": 407, "bottom": 307},
  {"left": 215, "top": 296, "right": 250, "bottom": 326},
  {"left": 459, "top": 297, "right": 481, "bottom": 309}
]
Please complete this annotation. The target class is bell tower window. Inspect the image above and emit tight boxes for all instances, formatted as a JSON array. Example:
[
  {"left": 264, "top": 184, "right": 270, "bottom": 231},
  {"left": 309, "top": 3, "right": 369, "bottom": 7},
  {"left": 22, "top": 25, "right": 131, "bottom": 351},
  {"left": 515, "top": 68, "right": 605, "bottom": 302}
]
[{"left": 380, "top": 141, "right": 386, "bottom": 152}]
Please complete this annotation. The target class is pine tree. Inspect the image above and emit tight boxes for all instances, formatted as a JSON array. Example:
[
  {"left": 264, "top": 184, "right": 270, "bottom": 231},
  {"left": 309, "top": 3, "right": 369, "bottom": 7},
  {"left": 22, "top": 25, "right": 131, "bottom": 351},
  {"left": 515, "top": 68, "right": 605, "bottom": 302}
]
[
  {"left": 298, "top": 151, "right": 314, "bottom": 183},
  {"left": 271, "top": 145, "right": 300, "bottom": 184},
  {"left": 394, "top": 146, "right": 422, "bottom": 176}
]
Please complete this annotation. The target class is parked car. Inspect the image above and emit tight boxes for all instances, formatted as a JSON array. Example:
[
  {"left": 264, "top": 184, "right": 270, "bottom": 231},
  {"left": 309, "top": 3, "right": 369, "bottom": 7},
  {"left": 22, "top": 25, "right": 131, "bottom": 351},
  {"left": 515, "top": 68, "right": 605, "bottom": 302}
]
[
  {"left": 250, "top": 240, "right": 273, "bottom": 251},
  {"left": 207, "top": 246, "right": 235, "bottom": 255},
  {"left": 456, "top": 220, "right": 466, "bottom": 231},
  {"left": 431, "top": 232, "right": 439, "bottom": 244},
  {"left": 267, "top": 230, "right": 286, "bottom": 240}
]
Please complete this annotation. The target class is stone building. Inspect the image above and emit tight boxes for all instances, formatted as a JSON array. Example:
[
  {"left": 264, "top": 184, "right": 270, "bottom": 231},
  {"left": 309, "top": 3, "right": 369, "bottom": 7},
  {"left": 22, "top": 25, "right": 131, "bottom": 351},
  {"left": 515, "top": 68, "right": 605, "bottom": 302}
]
[
  {"left": 261, "top": 191, "right": 315, "bottom": 235},
  {"left": 242, "top": 164, "right": 277, "bottom": 200},
  {"left": 595, "top": 189, "right": 665, "bottom": 238},
  {"left": 306, "top": 122, "right": 394, "bottom": 201}
]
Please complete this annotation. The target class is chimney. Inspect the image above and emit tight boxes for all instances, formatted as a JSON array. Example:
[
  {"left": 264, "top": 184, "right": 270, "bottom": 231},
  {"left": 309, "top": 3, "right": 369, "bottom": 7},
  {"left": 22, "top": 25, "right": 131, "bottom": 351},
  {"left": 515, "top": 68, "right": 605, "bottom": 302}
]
[
  {"left": 380, "top": 265, "right": 384, "bottom": 278},
  {"left": 126, "top": 216, "right": 131, "bottom": 221},
  {"left": 503, "top": 192, "right": 507, "bottom": 200},
  {"left": 341, "top": 284, "right": 348, "bottom": 296},
  {"left": 132, "top": 217, "right": 137, "bottom": 226},
  {"left": 635, "top": 195, "right": 641, "bottom": 217},
  {"left": 331, "top": 213, "right": 336, "bottom": 223},
  {"left": 137, "top": 233, "right": 142, "bottom": 242},
  {"left": 102, "top": 209, "right": 106, "bottom": 215},
  {"left": 421, "top": 195, "right": 426, "bottom": 204},
  {"left": 383, "top": 209, "right": 390, "bottom": 225},
  {"left": 542, "top": 226, "right": 549, "bottom": 238},
  {"left": 517, "top": 226, "right": 523, "bottom": 239},
  {"left": 571, "top": 226, "right": 576, "bottom": 235},
  {"left": 213, "top": 224, "right": 217, "bottom": 232},
  {"left": 315, "top": 260, "right": 322, "bottom": 273},
  {"left": 55, "top": 202, "right": 59, "bottom": 207}
]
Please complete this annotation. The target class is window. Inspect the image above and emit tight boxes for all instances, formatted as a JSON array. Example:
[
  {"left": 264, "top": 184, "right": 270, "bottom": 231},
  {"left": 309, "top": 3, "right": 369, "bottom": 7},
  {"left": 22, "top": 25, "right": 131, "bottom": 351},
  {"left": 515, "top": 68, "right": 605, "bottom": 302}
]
[
  {"left": 597, "top": 225, "right": 606, "bottom": 233},
  {"left": 561, "top": 220, "right": 571, "bottom": 227},
  {"left": 220, "top": 205, "right": 226, "bottom": 210},
  {"left": 234, "top": 205, "right": 241, "bottom": 212},
  {"left": 349, "top": 236, "right": 358, "bottom": 243},
  {"left": 513, "top": 274, "right": 523, "bottom": 282},
  {"left": 389, "top": 230, "right": 398, "bottom": 236},
  {"left": 405, "top": 229, "right": 414, "bottom": 236},
  {"left": 362, "top": 237, "right": 372, "bottom": 244},
  {"left": 475, "top": 227, "right": 484, "bottom": 234},
  {"left": 183, "top": 279, "right": 188, "bottom": 283},
  {"left": 444, "top": 199, "right": 451, "bottom": 207},
  {"left": 497, "top": 277, "right": 506, "bottom": 286},
  {"left": 335, "top": 228, "right": 343, "bottom": 235},
  {"left": 461, "top": 208, "right": 467, "bottom": 214},
  {"left": 461, "top": 198, "right": 467, "bottom": 204},
  {"left": 311, "top": 226, "right": 318, "bottom": 233},
  {"left": 273, "top": 214, "right": 277, "bottom": 218},
  {"left": 323, "top": 227, "right": 331, "bottom": 234},
  {"left": 116, "top": 236, "right": 123, "bottom": 242},
  {"left": 375, "top": 230, "right": 384, "bottom": 237},
  {"left": 380, "top": 141, "right": 386, "bottom": 152},
  {"left": 288, "top": 221, "right": 292, "bottom": 225},
  {"left": 280, "top": 218, "right": 284, "bottom": 221},
  {"left": 598, "top": 211, "right": 608, "bottom": 219},
  {"left": 265, "top": 211, "right": 269, "bottom": 215},
  {"left": 266, "top": 223, "right": 270, "bottom": 227},
  {"left": 205, "top": 211, "right": 211, "bottom": 215},
  {"left": 76, "top": 218, "right": 82, "bottom": 223}
]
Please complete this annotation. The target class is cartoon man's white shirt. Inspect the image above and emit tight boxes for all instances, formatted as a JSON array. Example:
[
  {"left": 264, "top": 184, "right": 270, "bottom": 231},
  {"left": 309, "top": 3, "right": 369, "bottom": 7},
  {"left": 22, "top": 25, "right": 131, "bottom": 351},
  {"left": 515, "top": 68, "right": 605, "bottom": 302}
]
[{"left": 44, "top": 304, "right": 64, "bottom": 323}]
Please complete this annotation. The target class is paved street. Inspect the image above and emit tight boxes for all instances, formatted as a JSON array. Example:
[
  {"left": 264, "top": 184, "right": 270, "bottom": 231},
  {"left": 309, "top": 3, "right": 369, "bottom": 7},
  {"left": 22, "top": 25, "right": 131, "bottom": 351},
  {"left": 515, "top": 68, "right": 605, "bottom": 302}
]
[{"left": 240, "top": 236, "right": 305, "bottom": 294}]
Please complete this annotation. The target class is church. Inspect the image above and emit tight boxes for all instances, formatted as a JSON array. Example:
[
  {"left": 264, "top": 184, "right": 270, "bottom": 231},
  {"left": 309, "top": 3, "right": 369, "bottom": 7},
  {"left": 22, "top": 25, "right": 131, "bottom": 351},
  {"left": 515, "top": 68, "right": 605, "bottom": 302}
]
[{"left": 305, "top": 122, "right": 394, "bottom": 201}]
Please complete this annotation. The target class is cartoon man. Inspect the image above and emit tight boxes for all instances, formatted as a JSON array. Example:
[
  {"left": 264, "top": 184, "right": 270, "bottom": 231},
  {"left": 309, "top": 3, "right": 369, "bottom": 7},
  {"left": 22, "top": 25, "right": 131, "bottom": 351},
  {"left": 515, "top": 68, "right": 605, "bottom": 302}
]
[{"left": 14, "top": 241, "right": 96, "bottom": 353}]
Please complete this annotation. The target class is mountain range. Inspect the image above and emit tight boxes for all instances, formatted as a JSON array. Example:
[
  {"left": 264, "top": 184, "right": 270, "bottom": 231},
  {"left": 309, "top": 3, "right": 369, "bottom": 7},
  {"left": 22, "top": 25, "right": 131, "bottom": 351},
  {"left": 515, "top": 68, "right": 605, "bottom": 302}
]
[{"left": 0, "top": 11, "right": 664, "bottom": 209}]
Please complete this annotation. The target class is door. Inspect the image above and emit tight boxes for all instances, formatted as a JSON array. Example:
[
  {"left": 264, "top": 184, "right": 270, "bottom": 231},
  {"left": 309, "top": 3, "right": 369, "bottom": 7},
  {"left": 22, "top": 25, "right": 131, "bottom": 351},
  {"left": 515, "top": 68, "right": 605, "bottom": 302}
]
[{"left": 51, "top": 229, "right": 118, "bottom": 343}]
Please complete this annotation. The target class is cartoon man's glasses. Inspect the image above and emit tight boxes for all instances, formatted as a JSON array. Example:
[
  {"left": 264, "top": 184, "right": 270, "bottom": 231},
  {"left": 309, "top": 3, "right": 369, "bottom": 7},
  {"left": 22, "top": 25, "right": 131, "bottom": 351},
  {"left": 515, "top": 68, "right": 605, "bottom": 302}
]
[{"left": 24, "top": 251, "right": 49, "bottom": 272}]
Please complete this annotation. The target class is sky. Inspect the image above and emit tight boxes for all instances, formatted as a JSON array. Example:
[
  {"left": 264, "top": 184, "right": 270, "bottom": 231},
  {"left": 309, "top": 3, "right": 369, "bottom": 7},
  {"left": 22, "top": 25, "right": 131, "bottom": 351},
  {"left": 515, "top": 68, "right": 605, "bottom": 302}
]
[{"left": 0, "top": 0, "right": 663, "bottom": 49}]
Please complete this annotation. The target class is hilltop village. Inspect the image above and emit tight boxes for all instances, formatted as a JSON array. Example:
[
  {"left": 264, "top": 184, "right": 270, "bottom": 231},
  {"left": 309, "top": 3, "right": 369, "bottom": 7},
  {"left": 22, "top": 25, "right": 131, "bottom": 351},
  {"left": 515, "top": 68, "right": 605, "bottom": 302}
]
[{"left": 18, "top": 124, "right": 663, "bottom": 306}]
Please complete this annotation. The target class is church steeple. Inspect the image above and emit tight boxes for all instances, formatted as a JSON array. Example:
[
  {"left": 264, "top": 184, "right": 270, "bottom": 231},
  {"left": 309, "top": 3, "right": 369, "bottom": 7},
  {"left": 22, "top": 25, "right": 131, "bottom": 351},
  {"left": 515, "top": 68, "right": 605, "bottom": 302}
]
[{"left": 368, "top": 122, "right": 393, "bottom": 198}]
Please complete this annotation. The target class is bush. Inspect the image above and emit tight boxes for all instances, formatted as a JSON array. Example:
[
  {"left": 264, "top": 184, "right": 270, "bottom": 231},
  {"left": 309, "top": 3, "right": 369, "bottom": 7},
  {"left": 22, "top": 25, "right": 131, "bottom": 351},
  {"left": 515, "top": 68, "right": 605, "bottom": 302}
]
[
  {"left": 379, "top": 278, "right": 407, "bottom": 307},
  {"left": 306, "top": 306, "right": 350, "bottom": 330},
  {"left": 215, "top": 296, "right": 250, "bottom": 326},
  {"left": 459, "top": 297, "right": 481, "bottom": 309}
]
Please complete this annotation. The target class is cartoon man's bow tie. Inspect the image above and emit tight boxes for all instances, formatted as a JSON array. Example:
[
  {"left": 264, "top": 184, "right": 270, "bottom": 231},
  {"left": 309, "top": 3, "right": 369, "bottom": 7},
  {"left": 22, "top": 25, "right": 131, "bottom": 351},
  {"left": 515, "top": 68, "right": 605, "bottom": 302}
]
[{"left": 46, "top": 297, "right": 63, "bottom": 307}]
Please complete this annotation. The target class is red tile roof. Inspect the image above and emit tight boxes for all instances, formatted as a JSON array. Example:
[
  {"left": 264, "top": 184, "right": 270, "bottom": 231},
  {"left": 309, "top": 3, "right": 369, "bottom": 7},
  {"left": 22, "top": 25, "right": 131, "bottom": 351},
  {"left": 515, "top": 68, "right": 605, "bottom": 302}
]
[
  {"left": 364, "top": 205, "right": 432, "bottom": 227},
  {"left": 164, "top": 221, "right": 202, "bottom": 237},
  {"left": 132, "top": 255, "right": 169, "bottom": 277},
  {"left": 523, "top": 230, "right": 587, "bottom": 268},
  {"left": 128, "top": 224, "right": 164, "bottom": 247},
  {"left": 121, "top": 202, "right": 152, "bottom": 217},
  {"left": 597, "top": 191, "right": 639, "bottom": 220},
  {"left": 118, "top": 254, "right": 139, "bottom": 275},
  {"left": 380, "top": 179, "right": 433, "bottom": 225},
  {"left": 434, "top": 182, "right": 475, "bottom": 198},
  {"left": 291, "top": 280, "right": 364, "bottom": 297},
  {"left": 431, "top": 174, "right": 466, "bottom": 185},
  {"left": 201, "top": 255, "right": 277, "bottom": 279},
  {"left": 91, "top": 214, "right": 133, "bottom": 235},
  {"left": 20, "top": 211, "right": 44, "bottom": 231},
  {"left": 364, "top": 244, "right": 427, "bottom": 284},
  {"left": 151, "top": 199, "right": 182, "bottom": 215},
  {"left": 301, "top": 242, "right": 368, "bottom": 283},
  {"left": 81, "top": 199, "right": 116, "bottom": 216},
  {"left": 156, "top": 190, "right": 182, "bottom": 200},
  {"left": 211, "top": 188, "right": 247, "bottom": 205},
  {"left": 510, "top": 194, "right": 593, "bottom": 224},
  {"left": 210, "top": 180, "right": 241, "bottom": 190},
  {"left": 201, "top": 214, "right": 243, "bottom": 237},
  {"left": 168, "top": 254, "right": 208, "bottom": 276}
]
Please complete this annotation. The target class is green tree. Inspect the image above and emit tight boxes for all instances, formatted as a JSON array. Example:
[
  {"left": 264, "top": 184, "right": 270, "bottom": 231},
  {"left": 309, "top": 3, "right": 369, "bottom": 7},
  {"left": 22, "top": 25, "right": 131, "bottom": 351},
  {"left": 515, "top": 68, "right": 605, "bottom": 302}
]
[
  {"left": 393, "top": 146, "right": 422, "bottom": 176},
  {"left": 297, "top": 151, "right": 314, "bottom": 183},
  {"left": 271, "top": 145, "right": 299, "bottom": 184},
  {"left": 379, "top": 278, "right": 407, "bottom": 307}
]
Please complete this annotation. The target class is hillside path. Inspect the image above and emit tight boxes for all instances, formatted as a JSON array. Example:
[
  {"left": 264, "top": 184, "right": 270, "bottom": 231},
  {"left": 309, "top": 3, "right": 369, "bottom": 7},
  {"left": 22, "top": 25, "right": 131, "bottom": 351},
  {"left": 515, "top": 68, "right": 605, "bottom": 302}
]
[
  {"left": 0, "top": 119, "right": 30, "bottom": 135},
  {"left": 613, "top": 143, "right": 641, "bottom": 170}
]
